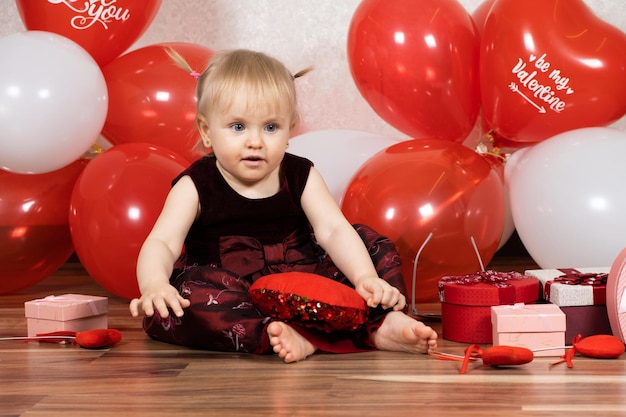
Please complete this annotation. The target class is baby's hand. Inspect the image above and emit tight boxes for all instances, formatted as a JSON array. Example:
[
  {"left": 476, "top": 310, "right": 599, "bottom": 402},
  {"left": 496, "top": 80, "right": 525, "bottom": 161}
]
[
  {"left": 129, "top": 283, "right": 191, "bottom": 318},
  {"left": 355, "top": 276, "right": 406, "bottom": 311}
]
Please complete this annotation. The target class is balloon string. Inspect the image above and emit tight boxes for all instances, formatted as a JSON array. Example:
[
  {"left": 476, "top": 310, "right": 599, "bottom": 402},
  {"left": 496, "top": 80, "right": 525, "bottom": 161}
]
[
  {"left": 470, "top": 236, "right": 485, "bottom": 272},
  {"left": 82, "top": 142, "right": 104, "bottom": 160},
  {"left": 474, "top": 131, "right": 509, "bottom": 163},
  {"left": 0, "top": 336, "right": 75, "bottom": 342},
  {"left": 410, "top": 234, "right": 484, "bottom": 317},
  {"left": 411, "top": 232, "right": 433, "bottom": 317}
]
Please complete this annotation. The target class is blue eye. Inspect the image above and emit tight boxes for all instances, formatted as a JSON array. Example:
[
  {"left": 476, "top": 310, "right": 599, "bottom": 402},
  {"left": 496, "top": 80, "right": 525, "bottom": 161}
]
[
  {"left": 265, "top": 123, "right": 278, "bottom": 133},
  {"left": 231, "top": 123, "right": 245, "bottom": 132}
]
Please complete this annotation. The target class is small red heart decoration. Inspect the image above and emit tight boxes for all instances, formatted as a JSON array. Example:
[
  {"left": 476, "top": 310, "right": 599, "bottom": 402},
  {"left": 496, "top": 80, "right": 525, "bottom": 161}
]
[
  {"left": 575, "top": 334, "right": 625, "bottom": 359},
  {"left": 75, "top": 329, "right": 123, "bottom": 349},
  {"left": 481, "top": 345, "right": 534, "bottom": 367}
]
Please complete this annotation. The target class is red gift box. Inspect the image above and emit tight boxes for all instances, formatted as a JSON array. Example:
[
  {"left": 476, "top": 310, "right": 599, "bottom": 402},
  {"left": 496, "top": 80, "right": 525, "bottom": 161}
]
[
  {"left": 560, "top": 305, "right": 612, "bottom": 342},
  {"left": 439, "top": 271, "right": 540, "bottom": 343}
]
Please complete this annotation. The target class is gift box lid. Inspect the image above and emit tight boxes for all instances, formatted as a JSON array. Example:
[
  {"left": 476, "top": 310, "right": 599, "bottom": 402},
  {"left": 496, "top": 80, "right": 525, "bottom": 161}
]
[
  {"left": 492, "top": 303, "right": 566, "bottom": 333},
  {"left": 525, "top": 267, "right": 609, "bottom": 290},
  {"left": 525, "top": 267, "right": 609, "bottom": 306},
  {"left": 439, "top": 271, "right": 540, "bottom": 306},
  {"left": 25, "top": 294, "right": 108, "bottom": 321},
  {"left": 547, "top": 282, "right": 607, "bottom": 306}
]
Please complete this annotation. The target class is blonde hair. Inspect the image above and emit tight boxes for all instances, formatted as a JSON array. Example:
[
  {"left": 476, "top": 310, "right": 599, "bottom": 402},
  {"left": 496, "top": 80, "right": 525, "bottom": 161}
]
[{"left": 166, "top": 47, "right": 311, "bottom": 155}]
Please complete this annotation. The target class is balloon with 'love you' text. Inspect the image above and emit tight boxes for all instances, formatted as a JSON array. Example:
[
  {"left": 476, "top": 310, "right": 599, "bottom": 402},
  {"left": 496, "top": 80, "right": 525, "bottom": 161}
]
[{"left": 16, "top": 0, "right": 162, "bottom": 67}]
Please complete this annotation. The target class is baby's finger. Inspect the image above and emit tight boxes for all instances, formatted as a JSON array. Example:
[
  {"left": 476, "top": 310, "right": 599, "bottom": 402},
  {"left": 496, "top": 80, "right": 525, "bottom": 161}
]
[
  {"left": 178, "top": 294, "right": 191, "bottom": 308},
  {"left": 166, "top": 293, "right": 188, "bottom": 317},
  {"left": 152, "top": 296, "right": 171, "bottom": 318},
  {"left": 129, "top": 298, "right": 141, "bottom": 317},
  {"left": 376, "top": 287, "right": 396, "bottom": 308},
  {"left": 366, "top": 286, "right": 383, "bottom": 308},
  {"left": 391, "top": 293, "right": 406, "bottom": 311}
]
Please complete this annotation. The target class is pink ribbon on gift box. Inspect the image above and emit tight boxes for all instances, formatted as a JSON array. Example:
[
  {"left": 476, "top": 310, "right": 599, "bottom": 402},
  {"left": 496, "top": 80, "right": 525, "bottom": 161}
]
[
  {"left": 32, "top": 295, "right": 100, "bottom": 318},
  {"left": 544, "top": 269, "right": 608, "bottom": 305}
]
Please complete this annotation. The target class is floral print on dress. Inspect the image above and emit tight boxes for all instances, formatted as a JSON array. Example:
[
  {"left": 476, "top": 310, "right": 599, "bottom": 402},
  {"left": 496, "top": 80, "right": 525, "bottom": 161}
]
[
  {"left": 224, "top": 323, "right": 247, "bottom": 351},
  {"left": 159, "top": 314, "right": 182, "bottom": 332},
  {"left": 234, "top": 301, "right": 254, "bottom": 310}
]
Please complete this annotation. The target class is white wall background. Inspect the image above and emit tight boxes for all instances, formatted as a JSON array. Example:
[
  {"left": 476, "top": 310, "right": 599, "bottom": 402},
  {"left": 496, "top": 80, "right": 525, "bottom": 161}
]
[{"left": 1, "top": 0, "right": 624, "bottom": 141}]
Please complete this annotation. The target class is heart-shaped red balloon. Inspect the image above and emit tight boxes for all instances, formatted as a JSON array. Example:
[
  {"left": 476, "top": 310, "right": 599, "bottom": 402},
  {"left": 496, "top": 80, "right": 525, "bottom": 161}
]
[
  {"left": 16, "top": 0, "right": 162, "bottom": 67},
  {"left": 480, "top": 0, "right": 626, "bottom": 144},
  {"left": 347, "top": 0, "right": 480, "bottom": 142}
]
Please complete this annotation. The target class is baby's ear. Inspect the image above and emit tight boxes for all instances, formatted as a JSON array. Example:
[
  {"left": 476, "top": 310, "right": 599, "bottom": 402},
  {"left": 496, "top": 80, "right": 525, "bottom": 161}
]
[{"left": 196, "top": 115, "right": 211, "bottom": 148}]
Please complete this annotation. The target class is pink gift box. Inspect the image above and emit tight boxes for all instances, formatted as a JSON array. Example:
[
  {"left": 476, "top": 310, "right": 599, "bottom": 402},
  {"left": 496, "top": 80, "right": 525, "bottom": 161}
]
[
  {"left": 491, "top": 303, "right": 566, "bottom": 356},
  {"left": 24, "top": 294, "right": 108, "bottom": 337}
]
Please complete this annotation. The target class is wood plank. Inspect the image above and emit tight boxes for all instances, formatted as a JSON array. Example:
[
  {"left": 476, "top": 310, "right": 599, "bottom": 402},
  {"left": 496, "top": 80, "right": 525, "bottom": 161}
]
[{"left": 1, "top": 256, "right": 624, "bottom": 417}]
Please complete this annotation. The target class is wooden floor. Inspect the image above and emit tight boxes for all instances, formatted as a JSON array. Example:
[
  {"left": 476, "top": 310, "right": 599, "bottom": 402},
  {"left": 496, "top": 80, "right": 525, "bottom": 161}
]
[{"left": 2, "top": 254, "right": 626, "bottom": 417}]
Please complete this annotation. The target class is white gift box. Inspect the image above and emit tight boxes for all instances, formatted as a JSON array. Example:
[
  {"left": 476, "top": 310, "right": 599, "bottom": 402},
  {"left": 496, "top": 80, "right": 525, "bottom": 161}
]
[{"left": 524, "top": 267, "right": 609, "bottom": 306}]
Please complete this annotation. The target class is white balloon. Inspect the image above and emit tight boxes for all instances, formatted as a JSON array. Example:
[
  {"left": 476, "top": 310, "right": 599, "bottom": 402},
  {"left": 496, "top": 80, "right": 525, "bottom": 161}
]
[
  {"left": 289, "top": 129, "right": 401, "bottom": 203},
  {"left": 496, "top": 183, "right": 516, "bottom": 251},
  {"left": 497, "top": 147, "right": 532, "bottom": 250},
  {"left": 0, "top": 31, "right": 108, "bottom": 174},
  {"left": 508, "top": 127, "right": 626, "bottom": 268}
]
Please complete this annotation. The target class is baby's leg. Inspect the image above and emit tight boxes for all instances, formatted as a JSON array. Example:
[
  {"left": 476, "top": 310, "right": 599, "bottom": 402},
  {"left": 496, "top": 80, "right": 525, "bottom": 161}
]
[
  {"left": 372, "top": 311, "right": 438, "bottom": 354},
  {"left": 267, "top": 322, "right": 316, "bottom": 363}
]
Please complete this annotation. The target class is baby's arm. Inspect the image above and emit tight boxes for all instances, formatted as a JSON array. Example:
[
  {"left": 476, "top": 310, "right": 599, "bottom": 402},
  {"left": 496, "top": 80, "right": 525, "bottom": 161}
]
[
  {"left": 300, "top": 168, "right": 406, "bottom": 311},
  {"left": 129, "top": 176, "right": 198, "bottom": 318}
]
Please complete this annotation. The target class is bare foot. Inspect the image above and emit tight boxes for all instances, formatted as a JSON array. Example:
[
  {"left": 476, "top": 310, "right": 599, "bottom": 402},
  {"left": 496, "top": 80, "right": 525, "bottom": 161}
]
[
  {"left": 267, "top": 321, "right": 316, "bottom": 363},
  {"left": 372, "top": 311, "right": 438, "bottom": 354}
]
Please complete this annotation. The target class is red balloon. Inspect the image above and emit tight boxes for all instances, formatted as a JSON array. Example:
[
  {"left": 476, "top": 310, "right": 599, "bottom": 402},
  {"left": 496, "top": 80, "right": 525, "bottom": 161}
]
[
  {"left": 347, "top": 0, "right": 480, "bottom": 142},
  {"left": 480, "top": 0, "right": 626, "bottom": 143},
  {"left": 15, "top": 0, "right": 162, "bottom": 67},
  {"left": 101, "top": 42, "right": 214, "bottom": 163},
  {"left": 0, "top": 160, "right": 87, "bottom": 294},
  {"left": 471, "top": 0, "right": 496, "bottom": 37},
  {"left": 341, "top": 140, "right": 505, "bottom": 303},
  {"left": 69, "top": 143, "right": 189, "bottom": 300}
]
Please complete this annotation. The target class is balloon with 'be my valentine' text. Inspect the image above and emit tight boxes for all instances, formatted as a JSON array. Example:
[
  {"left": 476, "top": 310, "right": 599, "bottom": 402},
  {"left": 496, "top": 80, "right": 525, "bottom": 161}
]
[{"left": 480, "top": 0, "right": 626, "bottom": 144}]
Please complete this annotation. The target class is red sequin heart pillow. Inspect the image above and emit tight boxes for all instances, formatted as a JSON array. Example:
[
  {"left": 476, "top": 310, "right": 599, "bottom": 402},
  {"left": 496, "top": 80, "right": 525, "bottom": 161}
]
[{"left": 249, "top": 272, "right": 369, "bottom": 332}]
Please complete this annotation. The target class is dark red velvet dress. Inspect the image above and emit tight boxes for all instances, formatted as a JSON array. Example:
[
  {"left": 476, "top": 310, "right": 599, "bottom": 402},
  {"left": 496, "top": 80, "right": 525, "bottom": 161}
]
[{"left": 143, "top": 153, "right": 407, "bottom": 354}]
